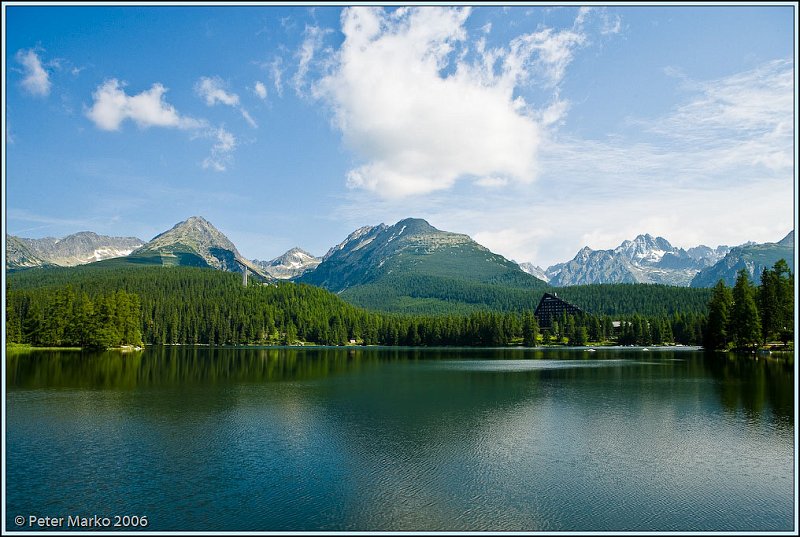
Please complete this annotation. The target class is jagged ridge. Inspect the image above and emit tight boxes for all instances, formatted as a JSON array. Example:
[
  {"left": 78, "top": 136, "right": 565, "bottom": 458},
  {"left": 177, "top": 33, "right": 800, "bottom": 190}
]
[
  {"left": 545, "top": 234, "right": 732, "bottom": 287},
  {"left": 253, "top": 247, "right": 321, "bottom": 279}
]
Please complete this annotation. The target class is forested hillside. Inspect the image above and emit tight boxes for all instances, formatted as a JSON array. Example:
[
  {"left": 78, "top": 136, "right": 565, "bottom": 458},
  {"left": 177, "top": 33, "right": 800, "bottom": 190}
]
[
  {"left": 7, "top": 265, "right": 712, "bottom": 348},
  {"left": 341, "top": 277, "right": 712, "bottom": 316},
  {"left": 7, "top": 266, "right": 535, "bottom": 347},
  {"left": 556, "top": 284, "right": 712, "bottom": 316}
]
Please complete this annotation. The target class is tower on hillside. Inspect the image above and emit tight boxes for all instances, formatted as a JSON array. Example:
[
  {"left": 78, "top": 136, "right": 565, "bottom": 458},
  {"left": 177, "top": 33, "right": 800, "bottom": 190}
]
[{"left": 236, "top": 260, "right": 248, "bottom": 286}]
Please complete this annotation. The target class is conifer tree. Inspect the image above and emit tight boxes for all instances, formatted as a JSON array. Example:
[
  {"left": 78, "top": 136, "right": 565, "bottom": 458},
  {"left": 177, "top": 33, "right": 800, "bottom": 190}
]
[
  {"left": 704, "top": 279, "right": 733, "bottom": 350},
  {"left": 730, "top": 270, "right": 761, "bottom": 350}
]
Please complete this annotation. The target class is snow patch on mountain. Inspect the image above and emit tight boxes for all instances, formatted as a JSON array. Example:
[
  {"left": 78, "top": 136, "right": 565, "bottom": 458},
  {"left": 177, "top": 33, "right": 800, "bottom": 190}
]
[
  {"left": 520, "top": 234, "right": 736, "bottom": 287},
  {"left": 253, "top": 247, "right": 321, "bottom": 279}
]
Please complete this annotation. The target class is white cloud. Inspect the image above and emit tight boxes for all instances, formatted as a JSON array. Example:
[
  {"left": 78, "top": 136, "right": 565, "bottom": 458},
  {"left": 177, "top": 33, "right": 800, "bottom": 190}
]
[
  {"left": 474, "top": 177, "right": 509, "bottom": 188},
  {"left": 651, "top": 59, "right": 792, "bottom": 163},
  {"left": 16, "top": 49, "right": 51, "bottom": 97},
  {"left": 600, "top": 14, "right": 622, "bottom": 35},
  {"left": 195, "top": 76, "right": 257, "bottom": 128},
  {"left": 271, "top": 56, "right": 284, "bottom": 97},
  {"left": 86, "top": 78, "right": 238, "bottom": 172},
  {"left": 505, "top": 27, "right": 585, "bottom": 88},
  {"left": 202, "top": 127, "right": 237, "bottom": 172},
  {"left": 333, "top": 57, "right": 793, "bottom": 268},
  {"left": 313, "top": 6, "right": 600, "bottom": 199},
  {"left": 86, "top": 79, "right": 202, "bottom": 131},
  {"left": 574, "top": 6, "right": 622, "bottom": 36},
  {"left": 254, "top": 81, "right": 268, "bottom": 99},
  {"left": 293, "top": 25, "right": 330, "bottom": 97},
  {"left": 196, "top": 76, "right": 240, "bottom": 106}
]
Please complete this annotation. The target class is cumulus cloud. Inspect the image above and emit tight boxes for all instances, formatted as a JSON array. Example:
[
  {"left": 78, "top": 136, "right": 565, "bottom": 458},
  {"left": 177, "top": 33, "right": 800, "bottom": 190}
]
[
  {"left": 16, "top": 49, "right": 51, "bottom": 97},
  {"left": 86, "top": 78, "right": 237, "bottom": 172},
  {"left": 334, "top": 55, "right": 792, "bottom": 267},
  {"left": 195, "top": 76, "right": 257, "bottom": 128},
  {"left": 254, "top": 81, "right": 268, "bottom": 99},
  {"left": 86, "top": 79, "right": 202, "bottom": 130},
  {"left": 314, "top": 6, "right": 592, "bottom": 198}
]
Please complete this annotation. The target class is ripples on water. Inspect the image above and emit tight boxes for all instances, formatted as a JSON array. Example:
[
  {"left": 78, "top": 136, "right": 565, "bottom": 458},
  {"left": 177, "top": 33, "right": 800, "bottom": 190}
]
[{"left": 6, "top": 347, "right": 795, "bottom": 532}]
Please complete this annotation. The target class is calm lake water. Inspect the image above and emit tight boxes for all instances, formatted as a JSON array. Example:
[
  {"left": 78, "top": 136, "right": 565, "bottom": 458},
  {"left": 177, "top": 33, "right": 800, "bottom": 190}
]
[{"left": 6, "top": 347, "right": 795, "bottom": 532}]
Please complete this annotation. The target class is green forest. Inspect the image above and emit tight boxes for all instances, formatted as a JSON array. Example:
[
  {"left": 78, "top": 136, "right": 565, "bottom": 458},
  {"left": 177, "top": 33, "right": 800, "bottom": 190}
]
[
  {"left": 5, "top": 263, "right": 788, "bottom": 350},
  {"left": 704, "top": 261, "right": 794, "bottom": 351},
  {"left": 339, "top": 274, "right": 712, "bottom": 315}
]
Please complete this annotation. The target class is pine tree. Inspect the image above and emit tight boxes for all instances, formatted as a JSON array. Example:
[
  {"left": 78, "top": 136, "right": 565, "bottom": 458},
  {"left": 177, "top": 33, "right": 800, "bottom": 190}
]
[
  {"left": 522, "top": 312, "right": 539, "bottom": 347},
  {"left": 570, "top": 326, "right": 588, "bottom": 346},
  {"left": 704, "top": 280, "right": 733, "bottom": 350},
  {"left": 758, "top": 260, "right": 793, "bottom": 345},
  {"left": 730, "top": 270, "right": 761, "bottom": 350}
]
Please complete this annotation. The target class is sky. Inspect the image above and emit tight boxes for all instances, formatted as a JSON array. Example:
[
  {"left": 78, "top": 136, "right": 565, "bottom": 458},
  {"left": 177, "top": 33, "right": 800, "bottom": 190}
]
[{"left": 3, "top": 3, "right": 796, "bottom": 268}]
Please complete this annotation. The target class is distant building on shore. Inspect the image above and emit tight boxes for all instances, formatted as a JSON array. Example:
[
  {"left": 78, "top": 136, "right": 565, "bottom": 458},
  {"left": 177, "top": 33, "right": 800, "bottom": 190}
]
[{"left": 534, "top": 292, "right": 585, "bottom": 328}]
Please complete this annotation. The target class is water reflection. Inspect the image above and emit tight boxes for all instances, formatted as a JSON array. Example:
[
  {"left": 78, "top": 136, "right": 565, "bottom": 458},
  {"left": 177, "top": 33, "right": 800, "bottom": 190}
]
[
  {"left": 6, "top": 346, "right": 794, "bottom": 532},
  {"left": 6, "top": 347, "right": 794, "bottom": 424},
  {"left": 704, "top": 352, "right": 794, "bottom": 427}
]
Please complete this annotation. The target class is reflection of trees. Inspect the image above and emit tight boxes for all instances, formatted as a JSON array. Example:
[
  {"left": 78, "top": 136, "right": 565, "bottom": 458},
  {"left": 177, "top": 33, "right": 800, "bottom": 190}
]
[
  {"left": 704, "top": 353, "right": 794, "bottom": 424},
  {"left": 7, "top": 348, "right": 793, "bottom": 426},
  {"left": 7, "top": 347, "right": 389, "bottom": 389},
  {"left": 4, "top": 347, "right": 675, "bottom": 389}
]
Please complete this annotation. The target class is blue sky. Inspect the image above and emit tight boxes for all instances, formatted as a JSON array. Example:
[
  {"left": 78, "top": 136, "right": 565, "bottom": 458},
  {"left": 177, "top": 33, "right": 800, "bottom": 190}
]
[{"left": 4, "top": 3, "right": 796, "bottom": 268}]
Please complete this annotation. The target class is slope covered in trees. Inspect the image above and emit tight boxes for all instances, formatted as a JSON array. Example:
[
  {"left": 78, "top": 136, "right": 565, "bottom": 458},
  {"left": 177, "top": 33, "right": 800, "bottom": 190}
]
[
  {"left": 341, "top": 277, "right": 712, "bottom": 316},
  {"left": 6, "top": 265, "right": 541, "bottom": 347},
  {"left": 7, "top": 264, "right": 712, "bottom": 348}
]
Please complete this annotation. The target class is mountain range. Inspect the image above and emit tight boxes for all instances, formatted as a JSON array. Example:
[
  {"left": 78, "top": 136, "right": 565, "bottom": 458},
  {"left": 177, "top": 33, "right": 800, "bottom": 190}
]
[
  {"left": 535, "top": 234, "right": 732, "bottom": 287},
  {"left": 6, "top": 217, "right": 793, "bottom": 296},
  {"left": 690, "top": 230, "right": 794, "bottom": 287},
  {"left": 7, "top": 232, "right": 144, "bottom": 271}
]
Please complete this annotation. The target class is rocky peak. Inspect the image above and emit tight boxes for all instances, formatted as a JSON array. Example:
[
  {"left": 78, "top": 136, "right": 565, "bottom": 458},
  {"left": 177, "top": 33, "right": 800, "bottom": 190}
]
[
  {"left": 616, "top": 234, "right": 674, "bottom": 263},
  {"left": 12, "top": 231, "right": 145, "bottom": 267},
  {"left": 323, "top": 224, "right": 386, "bottom": 261},
  {"left": 143, "top": 216, "right": 239, "bottom": 254},
  {"left": 254, "top": 247, "right": 321, "bottom": 279},
  {"left": 392, "top": 217, "right": 437, "bottom": 236}
]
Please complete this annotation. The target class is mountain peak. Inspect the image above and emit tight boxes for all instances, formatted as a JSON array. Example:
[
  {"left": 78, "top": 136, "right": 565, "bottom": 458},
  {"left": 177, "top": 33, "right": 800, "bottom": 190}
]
[
  {"left": 148, "top": 216, "right": 236, "bottom": 250},
  {"left": 253, "top": 247, "right": 321, "bottom": 279},
  {"left": 134, "top": 216, "right": 273, "bottom": 280},
  {"left": 174, "top": 215, "right": 215, "bottom": 232},
  {"left": 393, "top": 217, "right": 437, "bottom": 234},
  {"left": 778, "top": 230, "right": 794, "bottom": 245},
  {"left": 616, "top": 234, "right": 674, "bottom": 262},
  {"left": 301, "top": 218, "right": 545, "bottom": 293},
  {"left": 184, "top": 215, "right": 211, "bottom": 225}
]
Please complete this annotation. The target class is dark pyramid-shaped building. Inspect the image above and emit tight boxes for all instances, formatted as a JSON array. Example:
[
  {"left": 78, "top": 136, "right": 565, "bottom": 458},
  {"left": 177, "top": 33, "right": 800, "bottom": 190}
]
[{"left": 534, "top": 293, "right": 585, "bottom": 328}]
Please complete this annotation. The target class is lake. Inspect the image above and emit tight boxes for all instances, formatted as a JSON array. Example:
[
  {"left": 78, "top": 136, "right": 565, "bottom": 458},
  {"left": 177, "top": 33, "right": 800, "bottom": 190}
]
[{"left": 5, "top": 346, "right": 795, "bottom": 532}]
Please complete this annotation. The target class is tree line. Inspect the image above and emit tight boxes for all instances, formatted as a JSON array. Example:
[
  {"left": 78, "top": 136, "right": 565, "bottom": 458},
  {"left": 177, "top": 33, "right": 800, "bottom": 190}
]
[
  {"left": 7, "top": 286, "right": 142, "bottom": 349},
  {"left": 7, "top": 265, "right": 716, "bottom": 349},
  {"left": 703, "top": 260, "right": 793, "bottom": 351}
]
